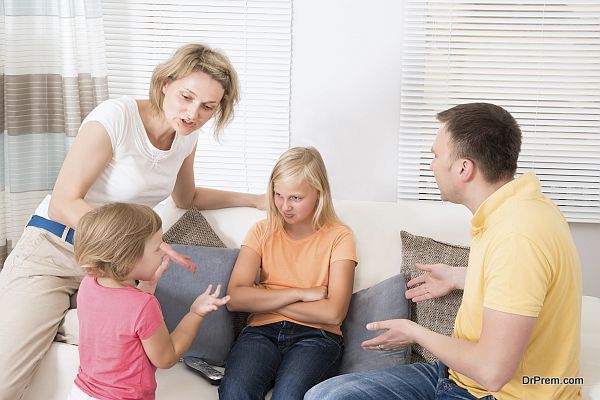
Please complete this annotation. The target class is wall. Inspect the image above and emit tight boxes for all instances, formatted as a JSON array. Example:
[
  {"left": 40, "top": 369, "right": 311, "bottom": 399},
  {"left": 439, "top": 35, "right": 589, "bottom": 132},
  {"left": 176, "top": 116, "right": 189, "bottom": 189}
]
[{"left": 290, "top": 0, "right": 600, "bottom": 297}]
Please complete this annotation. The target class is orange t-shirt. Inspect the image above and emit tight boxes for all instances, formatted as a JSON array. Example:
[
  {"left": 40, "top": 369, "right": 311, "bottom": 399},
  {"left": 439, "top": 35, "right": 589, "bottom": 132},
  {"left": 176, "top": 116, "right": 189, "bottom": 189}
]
[{"left": 242, "top": 219, "right": 357, "bottom": 335}]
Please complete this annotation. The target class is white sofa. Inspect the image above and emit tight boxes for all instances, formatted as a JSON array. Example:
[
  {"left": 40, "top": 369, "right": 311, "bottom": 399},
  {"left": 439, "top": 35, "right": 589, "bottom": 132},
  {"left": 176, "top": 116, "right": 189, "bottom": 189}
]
[{"left": 24, "top": 199, "right": 600, "bottom": 399}]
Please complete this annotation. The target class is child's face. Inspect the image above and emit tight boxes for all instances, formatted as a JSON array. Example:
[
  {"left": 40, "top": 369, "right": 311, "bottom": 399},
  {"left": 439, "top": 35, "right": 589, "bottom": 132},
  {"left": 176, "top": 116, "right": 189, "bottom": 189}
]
[
  {"left": 130, "top": 229, "right": 165, "bottom": 281},
  {"left": 273, "top": 178, "right": 319, "bottom": 228}
]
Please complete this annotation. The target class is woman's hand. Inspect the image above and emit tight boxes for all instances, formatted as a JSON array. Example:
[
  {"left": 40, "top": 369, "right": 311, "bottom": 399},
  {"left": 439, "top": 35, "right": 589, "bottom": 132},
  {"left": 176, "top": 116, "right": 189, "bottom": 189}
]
[
  {"left": 190, "top": 284, "right": 231, "bottom": 317},
  {"left": 361, "top": 319, "right": 418, "bottom": 352},
  {"left": 405, "top": 263, "right": 457, "bottom": 302},
  {"left": 253, "top": 193, "right": 268, "bottom": 211},
  {"left": 160, "top": 242, "right": 196, "bottom": 273}
]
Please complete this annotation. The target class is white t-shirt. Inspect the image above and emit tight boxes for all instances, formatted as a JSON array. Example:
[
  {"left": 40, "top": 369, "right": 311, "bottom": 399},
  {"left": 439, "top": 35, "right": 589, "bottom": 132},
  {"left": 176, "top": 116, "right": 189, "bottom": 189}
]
[{"left": 35, "top": 96, "right": 199, "bottom": 218}]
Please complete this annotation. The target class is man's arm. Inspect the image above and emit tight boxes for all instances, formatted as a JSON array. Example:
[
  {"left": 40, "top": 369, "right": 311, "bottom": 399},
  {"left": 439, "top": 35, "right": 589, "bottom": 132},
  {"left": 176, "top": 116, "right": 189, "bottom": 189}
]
[
  {"left": 363, "top": 307, "right": 535, "bottom": 392},
  {"left": 405, "top": 263, "right": 466, "bottom": 302}
]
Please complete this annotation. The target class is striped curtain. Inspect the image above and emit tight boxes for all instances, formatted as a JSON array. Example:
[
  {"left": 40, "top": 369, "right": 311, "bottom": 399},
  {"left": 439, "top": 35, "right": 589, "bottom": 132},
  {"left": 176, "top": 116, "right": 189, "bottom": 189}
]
[{"left": 0, "top": 0, "right": 108, "bottom": 265}]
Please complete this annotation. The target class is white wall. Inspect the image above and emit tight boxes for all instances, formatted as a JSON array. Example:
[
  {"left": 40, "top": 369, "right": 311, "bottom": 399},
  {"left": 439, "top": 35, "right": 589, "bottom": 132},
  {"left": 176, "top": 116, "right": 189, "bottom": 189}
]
[
  {"left": 290, "top": 0, "right": 600, "bottom": 297},
  {"left": 290, "top": 0, "right": 402, "bottom": 202}
]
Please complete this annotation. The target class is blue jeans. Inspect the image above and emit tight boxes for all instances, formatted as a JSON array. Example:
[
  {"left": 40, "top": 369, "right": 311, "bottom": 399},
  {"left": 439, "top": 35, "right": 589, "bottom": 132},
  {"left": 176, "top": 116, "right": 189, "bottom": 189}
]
[
  {"left": 304, "top": 361, "right": 496, "bottom": 400},
  {"left": 219, "top": 321, "right": 344, "bottom": 400}
]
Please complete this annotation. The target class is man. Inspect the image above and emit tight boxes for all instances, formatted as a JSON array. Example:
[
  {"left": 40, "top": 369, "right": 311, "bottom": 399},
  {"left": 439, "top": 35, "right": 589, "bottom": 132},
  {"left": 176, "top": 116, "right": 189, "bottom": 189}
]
[{"left": 305, "top": 103, "right": 582, "bottom": 400}]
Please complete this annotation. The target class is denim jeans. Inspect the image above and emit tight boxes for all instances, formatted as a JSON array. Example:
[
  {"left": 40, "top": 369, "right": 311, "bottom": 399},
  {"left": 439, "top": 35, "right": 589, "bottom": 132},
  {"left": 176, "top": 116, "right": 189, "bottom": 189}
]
[
  {"left": 304, "top": 361, "right": 496, "bottom": 400},
  {"left": 219, "top": 321, "right": 344, "bottom": 400}
]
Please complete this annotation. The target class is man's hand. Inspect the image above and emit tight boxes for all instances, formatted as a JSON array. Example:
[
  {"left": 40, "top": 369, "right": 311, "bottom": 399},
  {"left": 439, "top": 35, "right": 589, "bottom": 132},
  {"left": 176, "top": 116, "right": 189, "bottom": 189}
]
[
  {"left": 361, "top": 319, "right": 418, "bottom": 351},
  {"left": 405, "top": 263, "right": 458, "bottom": 302},
  {"left": 160, "top": 242, "right": 196, "bottom": 272}
]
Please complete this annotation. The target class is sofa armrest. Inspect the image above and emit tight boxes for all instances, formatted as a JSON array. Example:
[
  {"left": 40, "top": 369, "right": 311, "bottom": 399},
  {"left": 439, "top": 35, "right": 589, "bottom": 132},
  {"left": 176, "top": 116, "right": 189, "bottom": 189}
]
[{"left": 582, "top": 296, "right": 600, "bottom": 400}]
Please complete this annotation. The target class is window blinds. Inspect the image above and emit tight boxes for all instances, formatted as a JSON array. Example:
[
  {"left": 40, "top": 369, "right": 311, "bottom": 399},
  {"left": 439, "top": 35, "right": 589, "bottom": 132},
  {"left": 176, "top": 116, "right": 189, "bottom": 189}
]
[
  {"left": 102, "top": 0, "right": 292, "bottom": 194},
  {"left": 398, "top": 1, "right": 600, "bottom": 222}
]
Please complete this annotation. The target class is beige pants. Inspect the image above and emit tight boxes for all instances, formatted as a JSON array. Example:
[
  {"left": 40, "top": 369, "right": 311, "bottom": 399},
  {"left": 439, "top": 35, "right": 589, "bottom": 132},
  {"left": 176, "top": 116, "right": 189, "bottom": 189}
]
[{"left": 0, "top": 227, "right": 82, "bottom": 400}]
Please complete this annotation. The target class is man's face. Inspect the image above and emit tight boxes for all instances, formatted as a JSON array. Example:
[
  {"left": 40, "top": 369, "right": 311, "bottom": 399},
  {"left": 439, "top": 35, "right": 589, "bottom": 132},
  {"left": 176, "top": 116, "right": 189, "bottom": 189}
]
[{"left": 430, "top": 124, "right": 461, "bottom": 202}]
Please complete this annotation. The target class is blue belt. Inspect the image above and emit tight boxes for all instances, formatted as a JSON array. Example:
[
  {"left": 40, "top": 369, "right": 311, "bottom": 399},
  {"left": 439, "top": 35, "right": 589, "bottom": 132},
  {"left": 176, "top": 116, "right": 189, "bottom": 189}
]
[{"left": 26, "top": 215, "right": 75, "bottom": 245}]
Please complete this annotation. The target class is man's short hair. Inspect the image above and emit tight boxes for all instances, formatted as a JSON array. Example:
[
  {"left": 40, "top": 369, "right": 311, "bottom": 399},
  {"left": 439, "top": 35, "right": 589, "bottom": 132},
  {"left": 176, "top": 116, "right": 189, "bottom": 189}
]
[{"left": 437, "top": 103, "right": 522, "bottom": 183}]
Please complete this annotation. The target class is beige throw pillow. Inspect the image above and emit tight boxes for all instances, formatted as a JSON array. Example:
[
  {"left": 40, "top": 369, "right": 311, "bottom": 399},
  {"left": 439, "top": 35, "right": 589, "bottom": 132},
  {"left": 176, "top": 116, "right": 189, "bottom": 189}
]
[
  {"left": 163, "top": 208, "right": 226, "bottom": 248},
  {"left": 400, "top": 230, "right": 469, "bottom": 363}
]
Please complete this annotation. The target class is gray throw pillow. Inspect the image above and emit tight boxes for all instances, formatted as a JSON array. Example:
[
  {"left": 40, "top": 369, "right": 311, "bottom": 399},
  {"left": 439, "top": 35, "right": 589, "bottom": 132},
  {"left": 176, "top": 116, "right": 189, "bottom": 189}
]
[
  {"left": 155, "top": 244, "right": 240, "bottom": 366},
  {"left": 162, "top": 208, "right": 249, "bottom": 338},
  {"left": 339, "top": 273, "right": 411, "bottom": 374},
  {"left": 400, "top": 231, "right": 469, "bottom": 363}
]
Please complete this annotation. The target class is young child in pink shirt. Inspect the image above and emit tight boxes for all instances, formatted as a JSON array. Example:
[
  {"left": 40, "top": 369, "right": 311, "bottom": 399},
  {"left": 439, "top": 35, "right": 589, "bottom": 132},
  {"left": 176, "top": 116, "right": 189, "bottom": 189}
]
[{"left": 69, "top": 202, "right": 229, "bottom": 400}]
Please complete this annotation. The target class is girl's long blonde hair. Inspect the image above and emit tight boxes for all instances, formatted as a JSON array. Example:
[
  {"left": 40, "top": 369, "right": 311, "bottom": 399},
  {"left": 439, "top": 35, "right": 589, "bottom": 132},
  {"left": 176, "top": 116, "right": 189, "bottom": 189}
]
[{"left": 266, "top": 147, "right": 340, "bottom": 236}]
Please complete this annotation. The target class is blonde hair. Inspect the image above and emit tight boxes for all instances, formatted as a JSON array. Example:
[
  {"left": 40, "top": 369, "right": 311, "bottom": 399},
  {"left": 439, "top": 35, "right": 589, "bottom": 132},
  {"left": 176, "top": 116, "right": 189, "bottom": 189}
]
[
  {"left": 266, "top": 147, "right": 340, "bottom": 236},
  {"left": 149, "top": 43, "right": 240, "bottom": 137},
  {"left": 74, "top": 203, "right": 162, "bottom": 281}
]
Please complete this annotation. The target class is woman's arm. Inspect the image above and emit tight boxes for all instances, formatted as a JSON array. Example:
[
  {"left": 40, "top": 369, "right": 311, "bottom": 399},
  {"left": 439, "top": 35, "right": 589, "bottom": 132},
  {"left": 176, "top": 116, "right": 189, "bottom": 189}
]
[
  {"left": 171, "top": 148, "right": 265, "bottom": 210},
  {"left": 275, "top": 260, "right": 356, "bottom": 326},
  {"left": 48, "top": 121, "right": 112, "bottom": 227},
  {"left": 226, "top": 246, "right": 327, "bottom": 313}
]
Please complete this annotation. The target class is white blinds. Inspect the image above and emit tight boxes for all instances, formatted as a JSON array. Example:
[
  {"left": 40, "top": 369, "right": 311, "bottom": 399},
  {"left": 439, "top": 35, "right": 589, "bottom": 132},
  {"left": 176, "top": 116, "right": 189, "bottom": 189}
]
[
  {"left": 398, "top": 1, "right": 600, "bottom": 223},
  {"left": 101, "top": 0, "right": 292, "bottom": 193}
]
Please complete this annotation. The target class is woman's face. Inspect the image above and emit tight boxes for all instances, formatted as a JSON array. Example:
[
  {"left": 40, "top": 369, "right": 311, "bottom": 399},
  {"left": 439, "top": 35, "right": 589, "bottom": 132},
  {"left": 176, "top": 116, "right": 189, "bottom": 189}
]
[{"left": 162, "top": 71, "right": 225, "bottom": 136}]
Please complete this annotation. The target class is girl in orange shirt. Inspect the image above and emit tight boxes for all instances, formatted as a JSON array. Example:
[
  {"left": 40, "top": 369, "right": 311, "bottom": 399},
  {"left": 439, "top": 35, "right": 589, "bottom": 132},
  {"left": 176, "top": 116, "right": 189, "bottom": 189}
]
[{"left": 220, "top": 147, "right": 358, "bottom": 400}]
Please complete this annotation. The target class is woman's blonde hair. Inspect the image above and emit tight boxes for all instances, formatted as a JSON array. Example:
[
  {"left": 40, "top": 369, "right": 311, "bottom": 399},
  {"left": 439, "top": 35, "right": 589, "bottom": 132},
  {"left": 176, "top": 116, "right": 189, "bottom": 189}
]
[
  {"left": 149, "top": 43, "right": 240, "bottom": 137},
  {"left": 74, "top": 203, "right": 162, "bottom": 281},
  {"left": 266, "top": 147, "right": 340, "bottom": 235}
]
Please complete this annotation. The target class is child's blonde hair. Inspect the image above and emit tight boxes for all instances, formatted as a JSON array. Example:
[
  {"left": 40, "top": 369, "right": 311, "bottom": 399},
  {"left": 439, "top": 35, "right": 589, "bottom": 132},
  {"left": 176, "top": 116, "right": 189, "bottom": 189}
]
[
  {"left": 149, "top": 43, "right": 240, "bottom": 138},
  {"left": 74, "top": 203, "right": 162, "bottom": 280},
  {"left": 267, "top": 146, "right": 340, "bottom": 235}
]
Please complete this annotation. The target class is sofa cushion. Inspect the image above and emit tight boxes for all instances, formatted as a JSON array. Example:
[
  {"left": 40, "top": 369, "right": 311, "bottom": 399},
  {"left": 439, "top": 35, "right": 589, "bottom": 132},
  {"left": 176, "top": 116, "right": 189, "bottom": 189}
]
[
  {"left": 163, "top": 208, "right": 226, "bottom": 248},
  {"left": 162, "top": 208, "right": 249, "bottom": 338},
  {"left": 155, "top": 245, "right": 240, "bottom": 367},
  {"left": 400, "top": 230, "right": 469, "bottom": 363},
  {"left": 339, "top": 273, "right": 411, "bottom": 374}
]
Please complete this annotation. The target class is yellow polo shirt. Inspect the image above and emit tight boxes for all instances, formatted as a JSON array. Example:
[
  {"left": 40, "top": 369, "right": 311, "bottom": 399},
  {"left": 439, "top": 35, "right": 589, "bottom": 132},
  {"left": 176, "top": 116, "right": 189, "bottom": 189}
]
[{"left": 449, "top": 172, "right": 582, "bottom": 400}]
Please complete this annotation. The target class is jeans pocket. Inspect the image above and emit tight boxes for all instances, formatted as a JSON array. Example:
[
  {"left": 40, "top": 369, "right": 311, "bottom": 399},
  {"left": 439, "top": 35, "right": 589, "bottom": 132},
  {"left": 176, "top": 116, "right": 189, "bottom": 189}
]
[
  {"left": 318, "top": 329, "right": 344, "bottom": 349},
  {"left": 436, "top": 378, "right": 480, "bottom": 400}
]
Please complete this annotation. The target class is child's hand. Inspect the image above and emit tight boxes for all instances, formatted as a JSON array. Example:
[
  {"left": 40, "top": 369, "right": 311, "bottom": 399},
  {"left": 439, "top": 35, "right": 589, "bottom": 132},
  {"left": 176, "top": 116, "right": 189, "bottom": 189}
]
[
  {"left": 160, "top": 242, "right": 197, "bottom": 273},
  {"left": 138, "top": 255, "right": 170, "bottom": 294},
  {"left": 300, "top": 286, "right": 328, "bottom": 302},
  {"left": 190, "top": 284, "right": 231, "bottom": 317}
]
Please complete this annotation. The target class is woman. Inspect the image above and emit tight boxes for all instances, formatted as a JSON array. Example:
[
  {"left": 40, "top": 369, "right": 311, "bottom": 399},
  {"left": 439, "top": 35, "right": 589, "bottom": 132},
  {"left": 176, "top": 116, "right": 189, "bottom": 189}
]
[{"left": 0, "top": 43, "right": 263, "bottom": 399}]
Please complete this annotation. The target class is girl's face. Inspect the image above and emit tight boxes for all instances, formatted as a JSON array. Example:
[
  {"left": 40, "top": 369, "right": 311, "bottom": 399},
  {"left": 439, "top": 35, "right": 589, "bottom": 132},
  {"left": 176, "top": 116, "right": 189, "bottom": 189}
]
[
  {"left": 129, "top": 229, "right": 165, "bottom": 281},
  {"left": 162, "top": 71, "right": 225, "bottom": 136},
  {"left": 273, "top": 178, "right": 319, "bottom": 228}
]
